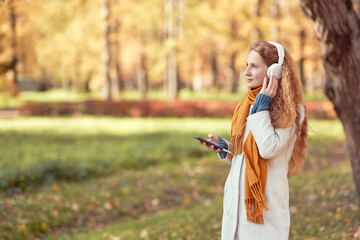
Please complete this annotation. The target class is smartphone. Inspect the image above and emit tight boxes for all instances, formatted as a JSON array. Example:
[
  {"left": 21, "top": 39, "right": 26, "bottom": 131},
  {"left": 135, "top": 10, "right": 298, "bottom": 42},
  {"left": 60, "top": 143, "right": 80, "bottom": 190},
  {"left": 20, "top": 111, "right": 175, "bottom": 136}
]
[{"left": 194, "top": 136, "right": 223, "bottom": 150}]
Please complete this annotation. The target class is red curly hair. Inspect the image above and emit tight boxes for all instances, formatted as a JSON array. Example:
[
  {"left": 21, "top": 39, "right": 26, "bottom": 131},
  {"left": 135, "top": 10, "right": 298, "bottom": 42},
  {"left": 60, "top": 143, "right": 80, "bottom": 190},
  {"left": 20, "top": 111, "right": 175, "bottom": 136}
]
[{"left": 250, "top": 41, "right": 308, "bottom": 175}]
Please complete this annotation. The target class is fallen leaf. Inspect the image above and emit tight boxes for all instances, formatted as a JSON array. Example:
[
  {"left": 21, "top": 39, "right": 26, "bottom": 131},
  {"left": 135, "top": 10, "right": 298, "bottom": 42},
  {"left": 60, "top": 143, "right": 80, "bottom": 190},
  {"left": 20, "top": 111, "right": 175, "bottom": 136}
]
[
  {"left": 140, "top": 229, "right": 149, "bottom": 238},
  {"left": 50, "top": 183, "right": 59, "bottom": 191},
  {"left": 18, "top": 224, "right": 26, "bottom": 230}
]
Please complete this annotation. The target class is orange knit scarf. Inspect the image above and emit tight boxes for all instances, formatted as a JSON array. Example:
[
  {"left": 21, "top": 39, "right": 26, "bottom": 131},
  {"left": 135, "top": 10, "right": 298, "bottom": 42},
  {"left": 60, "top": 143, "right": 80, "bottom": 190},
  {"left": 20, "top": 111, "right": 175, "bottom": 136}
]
[{"left": 229, "top": 87, "right": 269, "bottom": 224}]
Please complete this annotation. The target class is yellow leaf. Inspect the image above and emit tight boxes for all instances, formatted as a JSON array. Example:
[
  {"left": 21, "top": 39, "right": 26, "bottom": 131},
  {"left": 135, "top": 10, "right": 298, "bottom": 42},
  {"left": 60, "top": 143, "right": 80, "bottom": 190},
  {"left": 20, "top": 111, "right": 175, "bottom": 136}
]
[
  {"left": 72, "top": 203, "right": 79, "bottom": 212},
  {"left": 140, "top": 229, "right": 149, "bottom": 239},
  {"left": 104, "top": 201, "right": 112, "bottom": 210},
  {"left": 18, "top": 224, "right": 26, "bottom": 230},
  {"left": 52, "top": 210, "right": 59, "bottom": 217},
  {"left": 50, "top": 183, "right": 59, "bottom": 191},
  {"left": 41, "top": 222, "right": 47, "bottom": 230},
  {"left": 182, "top": 196, "right": 191, "bottom": 206},
  {"left": 121, "top": 186, "right": 130, "bottom": 195}
]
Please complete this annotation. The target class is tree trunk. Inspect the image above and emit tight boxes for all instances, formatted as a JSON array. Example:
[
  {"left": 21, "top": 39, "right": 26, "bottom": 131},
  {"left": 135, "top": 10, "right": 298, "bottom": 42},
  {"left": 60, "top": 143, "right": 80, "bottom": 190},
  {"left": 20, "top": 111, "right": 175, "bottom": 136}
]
[
  {"left": 301, "top": 0, "right": 360, "bottom": 204},
  {"left": 167, "top": 49, "right": 178, "bottom": 99},
  {"left": 229, "top": 52, "right": 238, "bottom": 93},
  {"left": 270, "top": 0, "right": 280, "bottom": 41},
  {"left": 253, "top": 0, "right": 264, "bottom": 40},
  {"left": 210, "top": 46, "right": 218, "bottom": 89},
  {"left": 7, "top": 0, "right": 19, "bottom": 97},
  {"left": 229, "top": 19, "right": 239, "bottom": 93},
  {"left": 100, "top": 0, "right": 112, "bottom": 100},
  {"left": 39, "top": 68, "right": 50, "bottom": 92},
  {"left": 111, "top": 17, "right": 121, "bottom": 100},
  {"left": 137, "top": 53, "right": 148, "bottom": 100},
  {"left": 299, "top": 29, "right": 306, "bottom": 89},
  {"left": 115, "top": 58, "right": 122, "bottom": 99},
  {"left": 164, "top": 0, "right": 181, "bottom": 100},
  {"left": 84, "top": 72, "right": 93, "bottom": 93},
  {"left": 72, "top": 55, "right": 81, "bottom": 93}
]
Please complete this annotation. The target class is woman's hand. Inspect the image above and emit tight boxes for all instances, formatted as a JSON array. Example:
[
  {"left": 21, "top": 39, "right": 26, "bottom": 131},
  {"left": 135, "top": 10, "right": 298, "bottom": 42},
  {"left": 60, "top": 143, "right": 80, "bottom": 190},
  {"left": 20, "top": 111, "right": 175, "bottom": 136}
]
[
  {"left": 198, "top": 134, "right": 220, "bottom": 153},
  {"left": 260, "top": 75, "right": 278, "bottom": 98}
]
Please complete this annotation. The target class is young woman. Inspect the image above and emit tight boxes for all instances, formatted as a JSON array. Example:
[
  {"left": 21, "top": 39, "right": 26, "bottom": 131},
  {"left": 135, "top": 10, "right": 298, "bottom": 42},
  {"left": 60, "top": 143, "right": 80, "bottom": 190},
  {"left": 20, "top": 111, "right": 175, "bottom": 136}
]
[{"left": 198, "top": 41, "right": 308, "bottom": 239}]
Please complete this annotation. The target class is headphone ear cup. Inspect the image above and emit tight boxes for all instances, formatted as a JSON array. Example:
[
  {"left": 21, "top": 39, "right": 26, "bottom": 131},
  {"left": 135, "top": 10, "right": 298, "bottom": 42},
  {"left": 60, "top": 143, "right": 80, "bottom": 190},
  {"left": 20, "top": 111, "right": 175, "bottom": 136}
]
[{"left": 267, "top": 64, "right": 282, "bottom": 79}]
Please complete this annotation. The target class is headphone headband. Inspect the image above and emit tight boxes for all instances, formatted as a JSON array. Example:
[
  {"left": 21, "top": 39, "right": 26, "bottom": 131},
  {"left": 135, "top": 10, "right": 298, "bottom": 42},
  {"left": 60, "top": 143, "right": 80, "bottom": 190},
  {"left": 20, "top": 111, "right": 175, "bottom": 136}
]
[{"left": 267, "top": 41, "right": 285, "bottom": 66}]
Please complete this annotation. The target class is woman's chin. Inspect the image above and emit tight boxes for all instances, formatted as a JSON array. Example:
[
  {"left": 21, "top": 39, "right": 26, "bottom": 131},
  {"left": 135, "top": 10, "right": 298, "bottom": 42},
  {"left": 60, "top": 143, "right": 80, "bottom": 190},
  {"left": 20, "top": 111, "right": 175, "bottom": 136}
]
[{"left": 247, "top": 83, "right": 261, "bottom": 89}]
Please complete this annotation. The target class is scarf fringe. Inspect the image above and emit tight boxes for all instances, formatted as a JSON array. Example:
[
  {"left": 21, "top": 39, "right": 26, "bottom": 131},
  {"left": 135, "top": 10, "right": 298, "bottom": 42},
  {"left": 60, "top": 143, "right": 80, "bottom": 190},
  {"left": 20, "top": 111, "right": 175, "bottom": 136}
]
[{"left": 245, "top": 182, "right": 269, "bottom": 224}]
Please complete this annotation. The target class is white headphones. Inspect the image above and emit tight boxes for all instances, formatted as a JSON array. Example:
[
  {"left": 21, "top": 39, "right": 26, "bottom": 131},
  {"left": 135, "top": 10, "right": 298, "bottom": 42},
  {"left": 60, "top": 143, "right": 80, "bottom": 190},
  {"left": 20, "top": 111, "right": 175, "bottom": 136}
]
[{"left": 267, "top": 41, "right": 285, "bottom": 79}]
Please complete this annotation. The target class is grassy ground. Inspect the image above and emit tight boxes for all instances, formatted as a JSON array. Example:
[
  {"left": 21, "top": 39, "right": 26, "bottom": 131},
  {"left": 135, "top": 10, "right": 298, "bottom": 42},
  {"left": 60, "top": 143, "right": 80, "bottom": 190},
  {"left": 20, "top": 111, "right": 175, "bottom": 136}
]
[
  {"left": 0, "top": 90, "right": 102, "bottom": 109},
  {"left": 0, "top": 89, "right": 328, "bottom": 109},
  {"left": 0, "top": 117, "right": 358, "bottom": 240}
]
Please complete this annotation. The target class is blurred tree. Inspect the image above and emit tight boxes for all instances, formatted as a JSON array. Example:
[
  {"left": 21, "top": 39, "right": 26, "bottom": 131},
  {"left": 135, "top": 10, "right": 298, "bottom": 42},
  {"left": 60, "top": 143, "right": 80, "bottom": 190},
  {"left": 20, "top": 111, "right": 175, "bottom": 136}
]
[
  {"left": 253, "top": 0, "right": 264, "bottom": 40},
  {"left": 301, "top": 0, "right": 360, "bottom": 204},
  {"left": 356, "top": 0, "right": 360, "bottom": 17},
  {"left": 270, "top": 0, "right": 280, "bottom": 41},
  {"left": 228, "top": 19, "right": 240, "bottom": 93},
  {"left": 110, "top": 3, "right": 121, "bottom": 100},
  {"left": 137, "top": 34, "right": 149, "bottom": 100},
  {"left": 279, "top": 0, "right": 323, "bottom": 93},
  {"left": 227, "top": 0, "right": 259, "bottom": 92},
  {"left": 0, "top": 0, "right": 326, "bottom": 99},
  {"left": 117, "top": 0, "right": 164, "bottom": 99},
  {"left": 101, "top": 0, "right": 112, "bottom": 100},
  {"left": 0, "top": 19, "right": 8, "bottom": 78},
  {"left": 1, "top": 0, "right": 38, "bottom": 93},
  {"left": 6, "top": 0, "right": 19, "bottom": 97},
  {"left": 163, "top": 0, "right": 183, "bottom": 100},
  {"left": 30, "top": 0, "right": 101, "bottom": 93},
  {"left": 299, "top": 29, "right": 306, "bottom": 88}
]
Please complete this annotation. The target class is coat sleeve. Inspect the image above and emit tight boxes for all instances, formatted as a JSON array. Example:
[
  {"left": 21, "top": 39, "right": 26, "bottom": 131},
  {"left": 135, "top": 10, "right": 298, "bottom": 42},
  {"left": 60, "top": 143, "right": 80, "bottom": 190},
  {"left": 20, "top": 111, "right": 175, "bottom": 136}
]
[
  {"left": 217, "top": 139, "right": 232, "bottom": 164},
  {"left": 246, "top": 111, "right": 296, "bottom": 159}
]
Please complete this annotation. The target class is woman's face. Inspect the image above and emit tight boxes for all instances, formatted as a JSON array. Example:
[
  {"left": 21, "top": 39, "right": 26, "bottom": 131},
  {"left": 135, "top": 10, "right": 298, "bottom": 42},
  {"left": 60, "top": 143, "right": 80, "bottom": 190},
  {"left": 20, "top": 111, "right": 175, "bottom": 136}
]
[{"left": 244, "top": 50, "right": 268, "bottom": 89}]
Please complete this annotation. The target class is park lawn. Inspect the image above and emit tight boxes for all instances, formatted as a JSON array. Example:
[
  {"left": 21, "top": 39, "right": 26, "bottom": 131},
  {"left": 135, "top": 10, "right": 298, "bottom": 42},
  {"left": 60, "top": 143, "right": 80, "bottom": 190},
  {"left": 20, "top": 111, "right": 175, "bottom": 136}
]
[
  {"left": 55, "top": 164, "right": 359, "bottom": 240},
  {"left": 0, "top": 117, "right": 231, "bottom": 193},
  {"left": 0, "top": 89, "right": 328, "bottom": 109},
  {"left": 0, "top": 117, "right": 359, "bottom": 239}
]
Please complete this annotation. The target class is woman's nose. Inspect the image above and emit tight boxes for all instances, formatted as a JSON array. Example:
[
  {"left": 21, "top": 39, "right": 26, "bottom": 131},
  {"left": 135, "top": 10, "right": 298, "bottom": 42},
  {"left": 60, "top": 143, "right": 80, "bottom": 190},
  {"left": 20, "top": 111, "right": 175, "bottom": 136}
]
[{"left": 244, "top": 67, "right": 251, "bottom": 77}]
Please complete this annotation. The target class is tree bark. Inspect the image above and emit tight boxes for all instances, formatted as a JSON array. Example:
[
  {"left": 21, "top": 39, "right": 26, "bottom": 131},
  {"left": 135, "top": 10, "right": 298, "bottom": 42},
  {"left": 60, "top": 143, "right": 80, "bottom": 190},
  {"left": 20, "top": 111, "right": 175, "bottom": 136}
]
[
  {"left": 167, "top": 49, "right": 178, "bottom": 99},
  {"left": 270, "top": 0, "right": 280, "bottom": 41},
  {"left": 137, "top": 53, "right": 148, "bottom": 100},
  {"left": 7, "top": 0, "right": 19, "bottom": 97},
  {"left": 229, "top": 19, "right": 239, "bottom": 93},
  {"left": 210, "top": 45, "right": 218, "bottom": 89},
  {"left": 100, "top": 0, "right": 112, "bottom": 100},
  {"left": 229, "top": 51, "right": 238, "bottom": 93},
  {"left": 301, "top": 0, "right": 360, "bottom": 204},
  {"left": 299, "top": 29, "right": 306, "bottom": 89},
  {"left": 164, "top": 0, "right": 181, "bottom": 100},
  {"left": 253, "top": 0, "right": 264, "bottom": 40},
  {"left": 111, "top": 17, "right": 121, "bottom": 100}
]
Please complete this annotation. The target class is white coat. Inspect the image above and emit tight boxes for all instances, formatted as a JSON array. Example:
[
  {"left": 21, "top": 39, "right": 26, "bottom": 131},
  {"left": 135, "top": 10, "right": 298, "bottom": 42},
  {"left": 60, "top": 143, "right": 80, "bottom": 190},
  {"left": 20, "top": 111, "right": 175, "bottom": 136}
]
[{"left": 219, "top": 107, "right": 303, "bottom": 240}]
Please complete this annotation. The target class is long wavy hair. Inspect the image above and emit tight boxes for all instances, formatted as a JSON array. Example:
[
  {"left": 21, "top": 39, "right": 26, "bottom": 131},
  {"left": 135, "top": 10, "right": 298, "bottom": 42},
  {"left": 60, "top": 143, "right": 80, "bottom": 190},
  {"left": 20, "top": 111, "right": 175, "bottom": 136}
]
[{"left": 250, "top": 41, "right": 308, "bottom": 175}]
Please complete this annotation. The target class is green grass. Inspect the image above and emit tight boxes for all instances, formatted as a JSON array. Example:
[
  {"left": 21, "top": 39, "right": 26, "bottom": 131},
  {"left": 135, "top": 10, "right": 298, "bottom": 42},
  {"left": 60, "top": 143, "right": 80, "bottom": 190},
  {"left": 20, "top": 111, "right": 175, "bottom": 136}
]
[
  {"left": 0, "top": 90, "right": 102, "bottom": 109},
  {"left": 304, "top": 91, "right": 329, "bottom": 102},
  {"left": 56, "top": 197, "right": 224, "bottom": 240},
  {"left": 55, "top": 166, "right": 358, "bottom": 240},
  {"left": 0, "top": 117, "right": 358, "bottom": 240},
  {"left": 0, "top": 89, "right": 328, "bottom": 109},
  {"left": 0, "top": 117, "right": 231, "bottom": 193}
]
